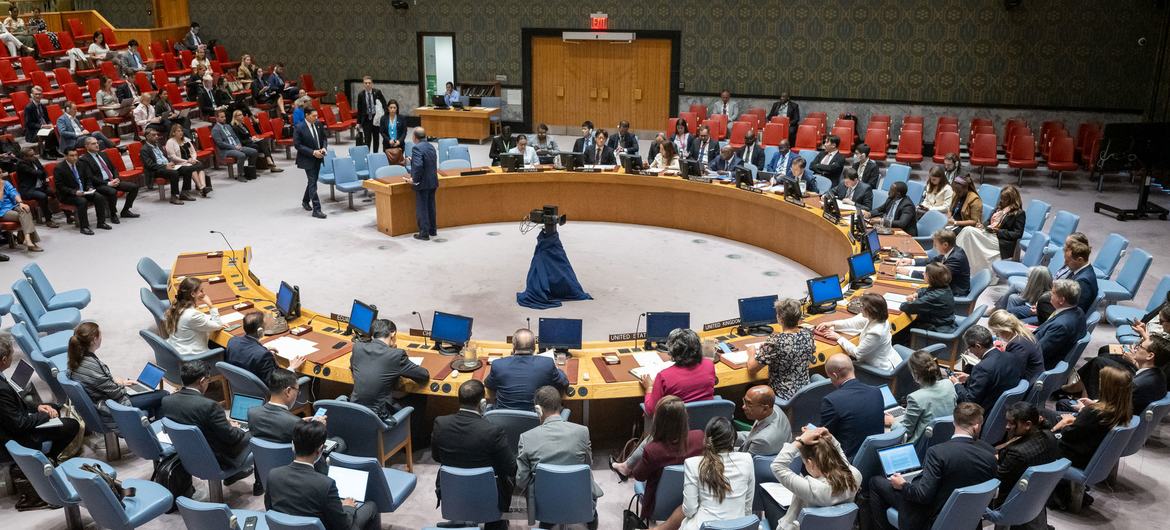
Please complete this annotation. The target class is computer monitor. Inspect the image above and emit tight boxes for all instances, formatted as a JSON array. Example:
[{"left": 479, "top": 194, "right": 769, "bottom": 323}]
[
  {"left": 806, "top": 275, "right": 844, "bottom": 314},
  {"left": 620, "top": 154, "right": 644, "bottom": 173},
  {"left": 738, "top": 294, "right": 779, "bottom": 335},
  {"left": 783, "top": 178, "right": 803, "bottom": 205},
  {"left": 848, "top": 252, "right": 877, "bottom": 288},
  {"left": 276, "top": 281, "right": 300, "bottom": 319},
  {"left": 865, "top": 229, "right": 882, "bottom": 258},
  {"left": 538, "top": 318, "right": 583, "bottom": 352},
  {"left": 349, "top": 299, "right": 377, "bottom": 336},
  {"left": 645, "top": 312, "right": 690, "bottom": 350},
  {"left": 877, "top": 443, "right": 922, "bottom": 477},
  {"left": 679, "top": 158, "right": 703, "bottom": 179},
  {"left": 431, "top": 311, "right": 474, "bottom": 354},
  {"left": 821, "top": 191, "right": 840, "bottom": 221},
  {"left": 558, "top": 151, "right": 582, "bottom": 170},
  {"left": 430, "top": 94, "right": 449, "bottom": 109},
  {"left": 229, "top": 393, "right": 265, "bottom": 423},
  {"left": 734, "top": 166, "right": 754, "bottom": 187},
  {"left": 498, "top": 153, "right": 523, "bottom": 172}
]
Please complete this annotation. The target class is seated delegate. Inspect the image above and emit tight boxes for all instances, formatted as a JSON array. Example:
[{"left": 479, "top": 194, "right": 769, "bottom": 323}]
[
  {"left": 163, "top": 276, "right": 224, "bottom": 356},
  {"left": 770, "top": 427, "right": 861, "bottom": 530},
  {"left": 815, "top": 293, "right": 901, "bottom": 372},
  {"left": 747, "top": 298, "right": 815, "bottom": 401},
  {"left": 737, "top": 385, "right": 793, "bottom": 456},
  {"left": 506, "top": 134, "right": 540, "bottom": 165},
  {"left": 890, "top": 350, "right": 957, "bottom": 443},
  {"left": 484, "top": 328, "right": 568, "bottom": 411}
]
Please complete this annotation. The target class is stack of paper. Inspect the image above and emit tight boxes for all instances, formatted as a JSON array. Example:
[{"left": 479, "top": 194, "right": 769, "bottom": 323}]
[
  {"left": 409, "top": 356, "right": 424, "bottom": 366},
  {"left": 220, "top": 312, "right": 246, "bottom": 325},
  {"left": 883, "top": 293, "right": 908, "bottom": 311},
  {"left": 264, "top": 336, "right": 319, "bottom": 359},
  {"left": 760, "top": 482, "right": 794, "bottom": 508},
  {"left": 719, "top": 350, "right": 749, "bottom": 364},
  {"left": 630, "top": 362, "right": 674, "bottom": 380}
]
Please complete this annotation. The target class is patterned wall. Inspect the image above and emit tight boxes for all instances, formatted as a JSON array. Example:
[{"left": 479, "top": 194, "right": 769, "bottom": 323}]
[
  {"left": 76, "top": 0, "right": 152, "bottom": 28},
  {"left": 175, "top": 0, "right": 1162, "bottom": 112}
]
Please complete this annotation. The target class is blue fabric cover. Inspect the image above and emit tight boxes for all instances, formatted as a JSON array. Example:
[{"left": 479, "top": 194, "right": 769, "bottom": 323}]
[{"left": 516, "top": 230, "right": 592, "bottom": 309}]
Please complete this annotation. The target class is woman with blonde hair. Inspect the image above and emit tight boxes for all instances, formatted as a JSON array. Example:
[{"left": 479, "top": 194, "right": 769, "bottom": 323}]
[
  {"left": 164, "top": 123, "right": 210, "bottom": 196},
  {"left": 999, "top": 265, "right": 1053, "bottom": 320},
  {"left": 1054, "top": 366, "right": 1134, "bottom": 468},
  {"left": 163, "top": 277, "right": 223, "bottom": 356},
  {"left": 988, "top": 309, "right": 1044, "bottom": 381},
  {"left": 770, "top": 427, "right": 861, "bottom": 530},
  {"left": 955, "top": 184, "right": 1026, "bottom": 273}
]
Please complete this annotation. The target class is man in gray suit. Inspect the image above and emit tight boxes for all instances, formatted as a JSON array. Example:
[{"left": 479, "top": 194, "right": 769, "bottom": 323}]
[
  {"left": 516, "top": 386, "right": 600, "bottom": 529},
  {"left": 738, "top": 385, "right": 792, "bottom": 455},
  {"left": 266, "top": 421, "right": 378, "bottom": 530}
]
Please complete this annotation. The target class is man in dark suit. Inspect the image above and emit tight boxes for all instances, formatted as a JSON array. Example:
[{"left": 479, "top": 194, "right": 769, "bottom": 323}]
[
  {"left": 139, "top": 128, "right": 190, "bottom": 205},
  {"left": 953, "top": 325, "right": 1025, "bottom": 412},
  {"left": 54, "top": 149, "right": 110, "bottom": 235},
  {"left": 819, "top": 354, "right": 884, "bottom": 458},
  {"left": 404, "top": 128, "right": 438, "bottom": 240},
  {"left": 788, "top": 157, "right": 819, "bottom": 194},
  {"left": 739, "top": 130, "right": 765, "bottom": 169},
  {"left": 115, "top": 77, "right": 142, "bottom": 102},
  {"left": 868, "top": 181, "right": 918, "bottom": 236},
  {"left": 584, "top": 129, "right": 617, "bottom": 165},
  {"left": 766, "top": 92, "right": 801, "bottom": 140},
  {"left": 350, "top": 319, "right": 430, "bottom": 424},
  {"left": 571, "top": 121, "right": 595, "bottom": 153},
  {"left": 905, "top": 230, "right": 971, "bottom": 297},
  {"left": 24, "top": 86, "right": 62, "bottom": 159},
  {"left": 869, "top": 402, "right": 997, "bottom": 530},
  {"left": 355, "top": 76, "right": 386, "bottom": 153},
  {"left": 810, "top": 134, "right": 846, "bottom": 187},
  {"left": 265, "top": 421, "right": 378, "bottom": 530},
  {"left": 832, "top": 167, "right": 873, "bottom": 211},
  {"left": 484, "top": 329, "right": 569, "bottom": 411},
  {"left": 1035, "top": 280, "right": 1088, "bottom": 370},
  {"left": 79, "top": 137, "right": 139, "bottom": 222},
  {"left": 294, "top": 107, "right": 328, "bottom": 219},
  {"left": 248, "top": 369, "right": 344, "bottom": 476},
  {"left": 995, "top": 402, "right": 1061, "bottom": 528},
  {"left": 708, "top": 145, "right": 742, "bottom": 175},
  {"left": 1132, "top": 334, "right": 1170, "bottom": 414},
  {"left": 487, "top": 125, "right": 514, "bottom": 166},
  {"left": 178, "top": 22, "right": 214, "bottom": 51},
  {"left": 432, "top": 380, "right": 515, "bottom": 530},
  {"left": 764, "top": 139, "right": 796, "bottom": 179},
  {"left": 607, "top": 120, "right": 639, "bottom": 156},
  {"left": 267, "top": 63, "right": 299, "bottom": 101},
  {"left": 226, "top": 312, "right": 307, "bottom": 384},
  {"left": 161, "top": 361, "right": 253, "bottom": 480},
  {"left": 853, "top": 143, "right": 881, "bottom": 189},
  {"left": 0, "top": 335, "right": 82, "bottom": 466},
  {"left": 1063, "top": 239, "right": 1098, "bottom": 316},
  {"left": 689, "top": 125, "right": 719, "bottom": 167}
]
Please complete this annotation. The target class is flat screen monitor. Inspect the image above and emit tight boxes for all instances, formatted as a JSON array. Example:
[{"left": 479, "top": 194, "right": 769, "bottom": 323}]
[
  {"left": 620, "top": 154, "right": 643, "bottom": 173},
  {"left": 349, "top": 299, "right": 377, "bottom": 336},
  {"left": 783, "top": 178, "right": 803, "bottom": 203},
  {"left": 865, "top": 229, "right": 882, "bottom": 258},
  {"left": 679, "top": 158, "right": 703, "bottom": 179},
  {"left": 738, "top": 295, "right": 779, "bottom": 327},
  {"left": 558, "top": 151, "right": 582, "bottom": 170},
  {"left": 848, "top": 252, "right": 877, "bottom": 283},
  {"left": 734, "top": 166, "right": 754, "bottom": 186},
  {"left": 822, "top": 191, "right": 840, "bottom": 218},
  {"left": 498, "top": 153, "right": 523, "bottom": 171},
  {"left": 645, "top": 312, "right": 691, "bottom": 343},
  {"left": 807, "top": 275, "right": 844, "bottom": 306},
  {"left": 432, "top": 311, "right": 474, "bottom": 347},
  {"left": 538, "top": 318, "right": 583, "bottom": 351},
  {"left": 430, "top": 94, "right": 449, "bottom": 108},
  {"left": 229, "top": 393, "right": 264, "bottom": 422},
  {"left": 276, "top": 281, "right": 297, "bottom": 318}
]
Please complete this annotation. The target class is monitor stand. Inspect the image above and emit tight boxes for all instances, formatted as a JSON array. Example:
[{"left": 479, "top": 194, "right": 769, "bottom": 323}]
[
  {"left": 449, "top": 356, "right": 483, "bottom": 372},
  {"left": 643, "top": 340, "right": 668, "bottom": 352},
  {"left": 265, "top": 312, "right": 290, "bottom": 336},
  {"left": 806, "top": 302, "right": 838, "bottom": 315},
  {"left": 738, "top": 325, "right": 774, "bottom": 337},
  {"left": 850, "top": 277, "right": 874, "bottom": 291},
  {"left": 434, "top": 341, "right": 462, "bottom": 356}
]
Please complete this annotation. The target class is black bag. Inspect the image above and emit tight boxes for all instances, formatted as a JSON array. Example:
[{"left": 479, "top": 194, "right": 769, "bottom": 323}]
[
  {"left": 150, "top": 453, "right": 193, "bottom": 512},
  {"left": 623, "top": 495, "right": 648, "bottom": 530},
  {"left": 10, "top": 463, "right": 49, "bottom": 512},
  {"left": 355, "top": 129, "right": 366, "bottom": 147},
  {"left": 80, "top": 463, "right": 136, "bottom": 501}
]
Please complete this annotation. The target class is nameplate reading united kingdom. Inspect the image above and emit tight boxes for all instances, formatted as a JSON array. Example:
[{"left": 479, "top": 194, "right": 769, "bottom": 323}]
[{"left": 703, "top": 318, "right": 741, "bottom": 331}]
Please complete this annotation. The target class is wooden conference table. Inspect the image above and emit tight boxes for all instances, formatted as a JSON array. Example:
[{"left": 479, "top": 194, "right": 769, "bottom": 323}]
[
  {"left": 171, "top": 169, "right": 926, "bottom": 427},
  {"left": 414, "top": 106, "right": 499, "bottom": 142}
]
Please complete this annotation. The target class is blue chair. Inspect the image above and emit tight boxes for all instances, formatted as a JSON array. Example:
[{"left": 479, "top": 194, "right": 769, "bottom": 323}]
[
  {"left": 162, "top": 418, "right": 255, "bottom": 503},
  {"left": 328, "top": 452, "right": 416, "bottom": 513},
  {"left": 977, "top": 183, "right": 1001, "bottom": 214},
  {"left": 480, "top": 96, "right": 502, "bottom": 133},
  {"left": 1025, "top": 361, "right": 1068, "bottom": 406},
  {"left": 1098, "top": 248, "right": 1153, "bottom": 304},
  {"left": 331, "top": 157, "right": 365, "bottom": 210},
  {"left": 909, "top": 305, "right": 987, "bottom": 368},
  {"left": 436, "top": 138, "right": 459, "bottom": 162},
  {"left": 136, "top": 257, "right": 170, "bottom": 299},
  {"left": 1121, "top": 392, "right": 1170, "bottom": 459},
  {"left": 914, "top": 415, "right": 954, "bottom": 460},
  {"left": 913, "top": 210, "right": 947, "bottom": 250},
  {"left": 882, "top": 163, "right": 911, "bottom": 191},
  {"left": 530, "top": 463, "right": 593, "bottom": 526},
  {"left": 365, "top": 152, "right": 388, "bottom": 180},
  {"left": 1064, "top": 333, "right": 1091, "bottom": 368},
  {"left": 347, "top": 145, "right": 370, "bottom": 178},
  {"left": 58, "top": 374, "right": 123, "bottom": 460},
  {"left": 905, "top": 179, "right": 925, "bottom": 205},
  {"left": 1041, "top": 211, "right": 1080, "bottom": 256},
  {"left": 64, "top": 459, "right": 173, "bottom": 530},
  {"left": 375, "top": 164, "right": 408, "bottom": 179},
  {"left": 1086, "top": 309, "right": 1102, "bottom": 334},
  {"left": 266, "top": 511, "right": 325, "bottom": 530},
  {"left": 871, "top": 188, "right": 888, "bottom": 211},
  {"left": 887, "top": 478, "right": 998, "bottom": 530},
  {"left": 751, "top": 452, "right": 778, "bottom": 512},
  {"left": 438, "top": 466, "right": 501, "bottom": 525},
  {"left": 447, "top": 145, "right": 471, "bottom": 164},
  {"left": 1063, "top": 415, "right": 1139, "bottom": 513},
  {"left": 1006, "top": 251, "right": 1066, "bottom": 294},
  {"left": 11, "top": 279, "right": 81, "bottom": 333},
  {"left": 484, "top": 408, "right": 539, "bottom": 456},
  {"left": 140, "top": 287, "right": 169, "bottom": 333},
  {"left": 22, "top": 263, "right": 91, "bottom": 311},
  {"left": 955, "top": 269, "right": 991, "bottom": 316},
  {"left": 249, "top": 437, "right": 294, "bottom": 489},
  {"left": 1092, "top": 233, "right": 1130, "bottom": 279},
  {"left": 6, "top": 440, "right": 114, "bottom": 530},
  {"left": 216, "top": 361, "right": 269, "bottom": 405},
  {"left": 891, "top": 345, "right": 924, "bottom": 400},
  {"left": 634, "top": 463, "right": 684, "bottom": 523},
  {"left": 814, "top": 175, "right": 832, "bottom": 195},
  {"left": 982, "top": 379, "right": 1029, "bottom": 444},
  {"left": 318, "top": 154, "right": 337, "bottom": 201},
  {"left": 984, "top": 459, "right": 1070, "bottom": 528},
  {"left": 105, "top": 400, "right": 173, "bottom": 465},
  {"left": 701, "top": 515, "right": 762, "bottom": 530},
  {"left": 17, "top": 327, "right": 68, "bottom": 401},
  {"left": 315, "top": 399, "right": 414, "bottom": 469},
  {"left": 9, "top": 305, "right": 71, "bottom": 357},
  {"left": 794, "top": 503, "right": 858, "bottom": 530},
  {"left": 1019, "top": 198, "right": 1052, "bottom": 244},
  {"left": 683, "top": 398, "right": 736, "bottom": 431},
  {"left": 852, "top": 426, "right": 908, "bottom": 484},
  {"left": 992, "top": 232, "right": 1050, "bottom": 282},
  {"left": 439, "top": 159, "right": 471, "bottom": 171},
  {"left": 140, "top": 329, "right": 224, "bottom": 387},
  {"left": 177, "top": 496, "right": 269, "bottom": 530},
  {"left": 1106, "top": 275, "right": 1170, "bottom": 327},
  {"left": 798, "top": 149, "right": 818, "bottom": 169},
  {"left": 778, "top": 378, "right": 835, "bottom": 435},
  {"left": 0, "top": 293, "right": 11, "bottom": 318}
]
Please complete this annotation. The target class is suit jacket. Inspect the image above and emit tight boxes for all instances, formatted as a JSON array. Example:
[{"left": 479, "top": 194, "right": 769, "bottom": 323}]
[
  {"left": 765, "top": 150, "right": 796, "bottom": 176},
  {"left": 52, "top": 161, "right": 94, "bottom": 200},
  {"left": 355, "top": 89, "right": 387, "bottom": 126},
  {"left": 955, "top": 348, "right": 1024, "bottom": 412},
  {"left": 116, "top": 81, "right": 141, "bottom": 102},
  {"left": 766, "top": 100, "right": 800, "bottom": 125},
  {"left": 349, "top": 341, "right": 429, "bottom": 421},
  {"left": 56, "top": 114, "right": 87, "bottom": 153},
  {"left": 431, "top": 409, "right": 516, "bottom": 512},
  {"left": 810, "top": 150, "right": 846, "bottom": 186},
  {"left": 571, "top": 134, "right": 594, "bottom": 153},
  {"left": 161, "top": 388, "right": 249, "bottom": 467},
  {"left": 832, "top": 181, "right": 873, "bottom": 211},
  {"left": 409, "top": 142, "right": 438, "bottom": 190},
  {"left": 996, "top": 429, "right": 1061, "bottom": 505},
  {"left": 210, "top": 122, "right": 243, "bottom": 152},
  {"left": 1133, "top": 368, "right": 1167, "bottom": 416},
  {"left": 583, "top": 145, "right": 617, "bottom": 165},
  {"left": 902, "top": 437, "right": 997, "bottom": 529},
  {"left": 853, "top": 159, "right": 880, "bottom": 189},
  {"left": 516, "top": 415, "right": 601, "bottom": 497},
  {"left": 78, "top": 151, "right": 120, "bottom": 185},
  {"left": 247, "top": 403, "right": 302, "bottom": 445},
  {"left": 901, "top": 287, "right": 957, "bottom": 332},
  {"left": 872, "top": 196, "right": 918, "bottom": 236},
  {"left": 139, "top": 142, "right": 173, "bottom": 179},
  {"left": 915, "top": 248, "right": 972, "bottom": 297},
  {"left": 899, "top": 380, "right": 958, "bottom": 444},
  {"left": 1057, "top": 407, "right": 1112, "bottom": 469},
  {"left": 1009, "top": 337, "right": 1045, "bottom": 383},
  {"left": 1034, "top": 307, "right": 1087, "bottom": 370},
  {"left": 293, "top": 120, "right": 327, "bottom": 170},
  {"left": 225, "top": 334, "right": 277, "bottom": 385},
  {"left": 819, "top": 379, "right": 884, "bottom": 458},
  {"left": 739, "top": 142, "right": 765, "bottom": 169},
  {"left": 15, "top": 159, "right": 48, "bottom": 195},
  {"left": 607, "top": 132, "right": 640, "bottom": 155},
  {"left": 488, "top": 134, "right": 514, "bottom": 164},
  {"left": 483, "top": 355, "right": 568, "bottom": 411},
  {"left": 737, "top": 405, "right": 792, "bottom": 456},
  {"left": 689, "top": 138, "right": 718, "bottom": 165},
  {"left": 708, "top": 153, "right": 742, "bottom": 174},
  {"left": 378, "top": 114, "right": 407, "bottom": 150},
  {"left": 265, "top": 462, "right": 353, "bottom": 530},
  {"left": 1070, "top": 265, "right": 1099, "bottom": 316},
  {"left": 23, "top": 102, "right": 51, "bottom": 143},
  {"left": 994, "top": 210, "right": 1027, "bottom": 259},
  {"left": 197, "top": 87, "right": 226, "bottom": 117},
  {"left": 180, "top": 31, "right": 209, "bottom": 51},
  {"left": 710, "top": 100, "right": 739, "bottom": 119},
  {"left": 0, "top": 375, "right": 53, "bottom": 446}
]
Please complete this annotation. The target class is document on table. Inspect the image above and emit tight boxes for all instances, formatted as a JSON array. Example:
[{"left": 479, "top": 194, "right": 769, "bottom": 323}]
[
  {"left": 719, "top": 350, "right": 750, "bottom": 365},
  {"left": 409, "top": 356, "right": 424, "bottom": 366},
  {"left": 220, "top": 312, "right": 245, "bottom": 325},
  {"left": 264, "top": 336, "right": 319, "bottom": 359},
  {"left": 36, "top": 418, "right": 63, "bottom": 429},
  {"left": 630, "top": 362, "right": 674, "bottom": 380},
  {"left": 760, "top": 482, "right": 794, "bottom": 508},
  {"left": 632, "top": 351, "right": 666, "bottom": 367}
]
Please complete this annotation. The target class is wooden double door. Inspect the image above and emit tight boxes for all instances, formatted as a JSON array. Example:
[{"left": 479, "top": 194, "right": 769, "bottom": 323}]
[{"left": 530, "top": 36, "right": 671, "bottom": 132}]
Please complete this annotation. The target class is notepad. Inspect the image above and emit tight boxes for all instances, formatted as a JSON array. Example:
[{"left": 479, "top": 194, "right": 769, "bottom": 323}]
[
  {"left": 264, "top": 336, "right": 319, "bottom": 359},
  {"left": 409, "top": 356, "right": 424, "bottom": 366},
  {"left": 632, "top": 351, "right": 666, "bottom": 367},
  {"left": 720, "top": 350, "right": 749, "bottom": 365},
  {"left": 760, "top": 482, "right": 794, "bottom": 508},
  {"left": 220, "top": 312, "right": 245, "bottom": 325},
  {"left": 36, "top": 418, "right": 63, "bottom": 429},
  {"left": 629, "top": 361, "right": 673, "bottom": 380},
  {"left": 883, "top": 293, "right": 907, "bottom": 311}
]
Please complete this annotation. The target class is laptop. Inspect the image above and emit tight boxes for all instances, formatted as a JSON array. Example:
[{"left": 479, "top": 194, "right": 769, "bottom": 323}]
[
  {"left": 328, "top": 465, "right": 370, "bottom": 507},
  {"left": 228, "top": 393, "right": 265, "bottom": 431},
  {"left": 125, "top": 362, "right": 166, "bottom": 396},
  {"left": 6, "top": 359, "right": 34, "bottom": 392},
  {"left": 877, "top": 443, "right": 923, "bottom": 480},
  {"left": 879, "top": 384, "right": 905, "bottom": 418}
]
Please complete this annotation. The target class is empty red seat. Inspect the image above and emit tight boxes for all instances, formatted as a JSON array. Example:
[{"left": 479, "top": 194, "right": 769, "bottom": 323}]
[
  {"left": 1007, "top": 134, "right": 1038, "bottom": 185},
  {"left": 969, "top": 133, "right": 999, "bottom": 178},
  {"left": 708, "top": 114, "right": 727, "bottom": 141},
  {"left": 101, "top": 28, "right": 128, "bottom": 51},
  {"left": 831, "top": 126, "right": 853, "bottom": 156},
  {"left": 33, "top": 34, "right": 66, "bottom": 61},
  {"left": 894, "top": 128, "right": 923, "bottom": 164},
  {"left": 1046, "top": 136, "right": 1078, "bottom": 189},
  {"left": 736, "top": 113, "right": 760, "bottom": 133},
  {"left": 864, "top": 129, "right": 888, "bottom": 161},
  {"left": 213, "top": 45, "right": 240, "bottom": 70},
  {"left": 301, "top": 74, "right": 326, "bottom": 99},
  {"left": 162, "top": 54, "right": 192, "bottom": 79},
  {"left": 761, "top": 123, "right": 786, "bottom": 147},
  {"left": 792, "top": 124, "right": 819, "bottom": 152},
  {"left": 30, "top": 71, "right": 63, "bottom": 99},
  {"left": 62, "top": 83, "right": 96, "bottom": 113},
  {"left": 688, "top": 103, "right": 707, "bottom": 123},
  {"left": 727, "top": 121, "right": 750, "bottom": 149},
  {"left": 933, "top": 132, "right": 961, "bottom": 164}
]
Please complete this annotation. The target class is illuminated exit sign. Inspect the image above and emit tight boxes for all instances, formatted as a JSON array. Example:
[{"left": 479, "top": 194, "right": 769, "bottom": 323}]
[{"left": 590, "top": 12, "right": 608, "bottom": 30}]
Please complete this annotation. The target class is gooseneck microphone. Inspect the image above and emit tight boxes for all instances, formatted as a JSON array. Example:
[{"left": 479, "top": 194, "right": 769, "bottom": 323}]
[
  {"left": 412, "top": 311, "right": 429, "bottom": 346},
  {"left": 209, "top": 230, "right": 238, "bottom": 265},
  {"left": 526, "top": 317, "right": 531, "bottom": 330},
  {"left": 633, "top": 312, "right": 646, "bottom": 350}
]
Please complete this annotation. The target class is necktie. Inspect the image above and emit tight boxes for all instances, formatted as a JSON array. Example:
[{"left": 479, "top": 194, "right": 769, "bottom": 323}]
[
  {"left": 192, "top": 33, "right": 200, "bottom": 46},
  {"left": 780, "top": 154, "right": 788, "bottom": 177},
  {"left": 132, "top": 53, "right": 141, "bottom": 68},
  {"left": 94, "top": 154, "right": 111, "bottom": 181},
  {"left": 846, "top": 185, "right": 854, "bottom": 200},
  {"left": 70, "top": 164, "right": 82, "bottom": 189},
  {"left": 309, "top": 122, "right": 318, "bottom": 148},
  {"left": 366, "top": 91, "right": 374, "bottom": 118},
  {"left": 152, "top": 145, "right": 166, "bottom": 164},
  {"left": 208, "top": 89, "right": 215, "bottom": 106},
  {"left": 596, "top": 147, "right": 602, "bottom": 162},
  {"left": 223, "top": 125, "right": 237, "bottom": 146},
  {"left": 884, "top": 198, "right": 899, "bottom": 225}
]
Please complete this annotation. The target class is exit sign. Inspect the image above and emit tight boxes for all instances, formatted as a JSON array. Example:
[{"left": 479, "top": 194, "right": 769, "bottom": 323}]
[{"left": 590, "top": 12, "right": 608, "bottom": 30}]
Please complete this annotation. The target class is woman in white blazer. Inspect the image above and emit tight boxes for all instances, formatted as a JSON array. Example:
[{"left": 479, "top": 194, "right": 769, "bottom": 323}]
[
  {"left": 815, "top": 293, "right": 901, "bottom": 372},
  {"left": 657, "top": 417, "right": 755, "bottom": 530},
  {"left": 163, "top": 277, "right": 223, "bottom": 356},
  {"left": 769, "top": 427, "right": 861, "bottom": 530}
]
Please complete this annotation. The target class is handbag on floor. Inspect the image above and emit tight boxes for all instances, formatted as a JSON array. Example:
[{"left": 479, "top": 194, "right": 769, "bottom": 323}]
[{"left": 623, "top": 495, "right": 648, "bottom": 530}]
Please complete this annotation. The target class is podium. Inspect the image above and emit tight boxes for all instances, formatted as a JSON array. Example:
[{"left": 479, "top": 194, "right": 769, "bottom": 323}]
[{"left": 516, "top": 229, "right": 592, "bottom": 309}]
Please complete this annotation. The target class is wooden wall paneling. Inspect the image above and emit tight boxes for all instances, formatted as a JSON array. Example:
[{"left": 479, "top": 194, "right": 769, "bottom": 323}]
[{"left": 152, "top": 0, "right": 189, "bottom": 28}]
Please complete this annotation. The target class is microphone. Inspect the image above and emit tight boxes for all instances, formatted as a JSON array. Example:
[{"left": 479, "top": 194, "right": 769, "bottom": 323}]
[
  {"left": 526, "top": 317, "right": 531, "bottom": 330},
  {"left": 633, "top": 312, "right": 646, "bottom": 350},
  {"left": 412, "top": 311, "right": 428, "bottom": 346},
  {"left": 210, "top": 230, "right": 239, "bottom": 265}
]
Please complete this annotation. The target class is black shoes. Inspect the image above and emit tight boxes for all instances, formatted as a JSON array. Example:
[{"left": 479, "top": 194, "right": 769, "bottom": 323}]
[
  {"left": 312, "top": 211, "right": 327, "bottom": 219},
  {"left": 96, "top": 223, "right": 112, "bottom": 230},
  {"left": 169, "top": 197, "right": 184, "bottom": 205},
  {"left": 179, "top": 193, "right": 196, "bottom": 201},
  {"left": 80, "top": 228, "right": 94, "bottom": 235},
  {"left": 302, "top": 202, "right": 312, "bottom": 211},
  {"left": 121, "top": 210, "right": 140, "bottom": 218},
  {"left": 413, "top": 233, "right": 430, "bottom": 241},
  {"left": 0, "top": 254, "right": 9, "bottom": 262},
  {"left": 109, "top": 216, "right": 120, "bottom": 224}
]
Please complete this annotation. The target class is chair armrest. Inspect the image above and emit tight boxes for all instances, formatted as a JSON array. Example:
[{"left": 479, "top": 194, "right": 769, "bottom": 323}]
[
  {"left": 907, "top": 328, "right": 954, "bottom": 340},
  {"left": 855, "top": 363, "right": 894, "bottom": 379},
  {"left": 386, "top": 406, "right": 414, "bottom": 431},
  {"left": 188, "top": 347, "right": 225, "bottom": 363},
  {"left": 296, "top": 376, "right": 311, "bottom": 387}
]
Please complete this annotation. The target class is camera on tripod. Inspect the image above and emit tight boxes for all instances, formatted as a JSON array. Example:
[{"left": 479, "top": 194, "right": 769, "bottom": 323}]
[{"left": 528, "top": 205, "right": 567, "bottom": 234}]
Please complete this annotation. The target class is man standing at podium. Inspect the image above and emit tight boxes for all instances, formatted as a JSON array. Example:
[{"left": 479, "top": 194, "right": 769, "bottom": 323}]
[
  {"left": 294, "top": 107, "right": 327, "bottom": 219},
  {"left": 404, "top": 128, "right": 438, "bottom": 240}
]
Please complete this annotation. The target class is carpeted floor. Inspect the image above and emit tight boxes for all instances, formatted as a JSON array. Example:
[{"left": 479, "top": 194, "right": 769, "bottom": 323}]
[{"left": 1, "top": 126, "right": 1168, "bottom": 529}]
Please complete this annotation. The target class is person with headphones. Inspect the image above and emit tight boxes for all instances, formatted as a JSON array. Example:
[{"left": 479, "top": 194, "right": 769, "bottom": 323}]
[{"left": 430, "top": 380, "right": 514, "bottom": 530}]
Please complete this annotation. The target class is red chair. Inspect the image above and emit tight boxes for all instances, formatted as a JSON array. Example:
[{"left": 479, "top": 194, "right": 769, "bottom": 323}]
[
  {"left": 243, "top": 117, "right": 271, "bottom": 141},
  {"left": 81, "top": 117, "right": 119, "bottom": 146},
  {"left": 162, "top": 54, "right": 191, "bottom": 80},
  {"left": 869, "top": 114, "right": 891, "bottom": 126},
  {"left": 30, "top": 71, "right": 63, "bottom": 99},
  {"left": 320, "top": 106, "right": 351, "bottom": 140},
  {"left": 688, "top": 103, "right": 707, "bottom": 123},
  {"left": 213, "top": 45, "right": 240, "bottom": 70},
  {"left": 149, "top": 41, "right": 167, "bottom": 67},
  {"left": 0, "top": 106, "right": 20, "bottom": 130},
  {"left": 678, "top": 112, "right": 699, "bottom": 134},
  {"left": 67, "top": 18, "right": 91, "bottom": 44},
  {"left": 746, "top": 107, "right": 767, "bottom": 122},
  {"left": 666, "top": 118, "right": 678, "bottom": 137},
  {"left": 10, "top": 91, "right": 30, "bottom": 126},
  {"left": 761, "top": 123, "right": 786, "bottom": 147},
  {"left": 769, "top": 115, "right": 790, "bottom": 131},
  {"left": 709, "top": 114, "right": 727, "bottom": 141},
  {"left": 864, "top": 128, "right": 889, "bottom": 161},
  {"left": 196, "top": 126, "right": 232, "bottom": 174},
  {"left": 271, "top": 117, "right": 293, "bottom": 159},
  {"left": 807, "top": 111, "right": 827, "bottom": 121},
  {"left": 1007, "top": 134, "right": 1038, "bottom": 185},
  {"left": 792, "top": 124, "right": 819, "bottom": 152},
  {"left": 1074, "top": 122, "right": 1100, "bottom": 153},
  {"left": 736, "top": 113, "right": 760, "bottom": 133},
  {"left": 208, "top": 60, "right": 223, "bottom": 76},
  {"left": 1004, "top": 126, "right": 1030, "bottom": 159},
  {"left": 727, "top": 121, "right": 750, "bottom": 149},
  {"left": 901, "top": 122, "right": 923, "bottom": 132},
  {"left": 0, "top": 60, "right": 30, "bottom": 87},
  {"left": 52, "top": 68, "right": 76, "bottom": 88},
  {"left": 135, "top": 71, "right": 154, "bottom": 94},
  {"left": 33, "top": 34, "right": 66, "bottom": 63},
  {"left": 936, "top": 116, "right": 958, "bottom": 127},
  {"left": 99, "top": 62, "right": 127, "bottom": 86},
  {"left": 62, "top": 83, "right": 96, "bottom": 113},
  {"left": 831, "top": 126, "right": 853, "bottom": 157},
  {"left": 894, "top": 128, "right": 923, "bottom": 164},
  {"left": 969, "top": 133, "right": 999, "bottom": 179},
  {"left": 164, "top": 84, "right": 198, "bottom": 111},
  {"left": 301, "top": 74, "right": 326, "bottom": 99},
  {"left": 933, "top": 132, "right": 961, "bottom": 164},
  {"left": 336, "top": 99, "right": 358, "bottom": 128},
  {"left": 116, "top": 143, "right": 146, "bottom": 188},
  {"left": 1046, "top": 136, "right": 1078, "bottom": 189},
  {"left": 101, "top": 28, "right": 129, "bottom": 51},
  {"left": 903, "top": 115, "right": 925, "bottom": 125},
  {"left": 189, "top": 128, "right": 215, "bottom": 168},
  {"left": 178, "top": 50, "right": 194, "bottom": 70}
]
